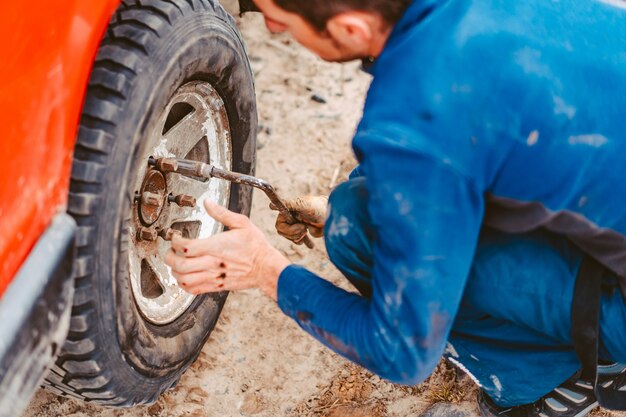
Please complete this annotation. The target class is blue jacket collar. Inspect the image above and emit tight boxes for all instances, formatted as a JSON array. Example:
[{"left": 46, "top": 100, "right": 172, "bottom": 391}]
[{"left": 362, "top": 0, "right": 440, "bottom": 74}]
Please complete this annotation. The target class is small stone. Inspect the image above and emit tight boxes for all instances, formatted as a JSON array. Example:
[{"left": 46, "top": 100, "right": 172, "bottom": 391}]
[
  {"left": 311, "top": 94, "right": 327, "bottom": 104},
  {"left": 420, "top": 402, "right": 472, "bottom": 417}
]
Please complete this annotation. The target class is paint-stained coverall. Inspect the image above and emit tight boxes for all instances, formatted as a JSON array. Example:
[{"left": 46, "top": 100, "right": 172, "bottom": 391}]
[{"left": 277, "top": 0, "right": 626, "bottom": 406}]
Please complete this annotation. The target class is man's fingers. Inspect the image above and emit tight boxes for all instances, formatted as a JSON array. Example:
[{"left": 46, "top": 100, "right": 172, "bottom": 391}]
[
  {"left": 308, "top": 225, "right": 324, "bottom": 238},
  {"left": 276, "top": 218, "right": 307, "bottom": 241},
  {"left": 165, "top": 249, "right": 178, "bottom": 269},
  {"left": 173, "top": 270, "right": 218, "bottom": 287},
  {"left": 270, "top": 196, "right": 328, "bottom": 227},
  {"left": 167, "top": 252, "right": 224, "bottom": 275},
  {"left": 171, "top": 234, "right": 192, "bottom": 255},
  {"left": 204, "top": 199, "right": 249, "bottom": 229}
]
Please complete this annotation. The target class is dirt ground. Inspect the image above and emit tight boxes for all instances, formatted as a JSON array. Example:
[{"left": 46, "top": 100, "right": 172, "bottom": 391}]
[{"left": 22, "top": 3, "right": 625, "bottom": 417}]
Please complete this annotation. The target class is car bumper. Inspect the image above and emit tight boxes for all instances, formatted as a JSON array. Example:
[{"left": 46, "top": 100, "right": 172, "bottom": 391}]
[{"left": 0, "top": 213, "right": 76, "bottom": 417}]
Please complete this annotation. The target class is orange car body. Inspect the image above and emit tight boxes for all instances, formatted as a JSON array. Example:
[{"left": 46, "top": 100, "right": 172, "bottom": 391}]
[{"left": 0, "top": 0, "right": 120, "bottom": 295}]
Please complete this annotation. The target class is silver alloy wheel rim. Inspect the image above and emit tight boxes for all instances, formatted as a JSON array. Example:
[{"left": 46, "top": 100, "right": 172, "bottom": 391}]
[{"left": 128, "top": 81, "right": 232, "bottom": 325}]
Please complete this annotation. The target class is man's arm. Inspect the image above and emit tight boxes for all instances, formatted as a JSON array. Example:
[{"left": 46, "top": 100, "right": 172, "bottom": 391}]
[
  {"left": 277, "top": 128, "right": 485, "bottom": 384},
  {"left": 164, "top": 128, "right": 484, "bottom": 384}
]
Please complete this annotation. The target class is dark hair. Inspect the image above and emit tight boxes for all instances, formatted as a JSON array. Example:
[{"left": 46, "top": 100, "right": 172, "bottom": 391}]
[{"left": 274, "top": 0, "right": 413, "bottom": 31}]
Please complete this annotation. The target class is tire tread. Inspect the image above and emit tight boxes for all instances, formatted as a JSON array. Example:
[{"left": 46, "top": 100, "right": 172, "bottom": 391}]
[{"left": 44, "top": 0, "right": 244, "bottom": 405}]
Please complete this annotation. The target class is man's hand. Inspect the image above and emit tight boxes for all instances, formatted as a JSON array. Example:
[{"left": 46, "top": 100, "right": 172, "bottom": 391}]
[
  {"left": 271, "top": 195, "right": 328, "bottom": 245},
  {"left": 165, "top": 200, "right": 291, "bottom": 301}
]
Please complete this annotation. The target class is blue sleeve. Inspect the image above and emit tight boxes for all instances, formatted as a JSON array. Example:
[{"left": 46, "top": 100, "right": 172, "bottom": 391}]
[{"left": 277, "top": 126, "right": 484, "bottom": 384}]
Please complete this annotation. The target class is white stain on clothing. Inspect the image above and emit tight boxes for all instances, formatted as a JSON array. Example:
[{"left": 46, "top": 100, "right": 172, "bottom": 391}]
[
  {"left": 515, "top": 47, "right": 551, "bottom": 78},
  {"left": 578, "top": 196, "right": 588, "bottom": 207},
  {"left": 599, "top": 0, "right": 626, "bottom": 10},
  {"left": 422, "top": 255, "right": 445, "bottom": 261},
  {"left": 470, "top": 354, "right": 480, "bottom": 361},
  {"left": 451, "top": 83, "right": 473, "bottom": 94},
  {"left": 526, "top": 130, "right": 539, "bottom": 146},
  {"left": 327, "top": 216, "right": 351, "bottom": 238},
  {"left": 490, "top": 374, "right": 503, "bottom": 393},
  {"left": 394, "top": 193, "right": 413, "bottom": 216},
  {"left": 448, "top": 357, "right": 483, "bottom": 387},
  {"left": 553, "top": 96, "right": 576, "bottom": 119},
  {"left": 568, "top": 134, "right": 608, "bottom": 147}
]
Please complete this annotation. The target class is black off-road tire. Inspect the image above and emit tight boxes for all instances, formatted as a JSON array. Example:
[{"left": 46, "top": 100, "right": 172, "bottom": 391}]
[{"left": 42, "top": 0, "right": 256, "bottom": 406}]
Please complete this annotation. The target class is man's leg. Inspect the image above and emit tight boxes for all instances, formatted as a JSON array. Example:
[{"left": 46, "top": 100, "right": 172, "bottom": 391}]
[
  {"left": 323, "top": 178, "right": 626, "bottom": 411},
  {"left": 450, "top": 227, "right": 626, "bottom": 408},
  {"left": 326, "top": 182, "right": 581, "bottom": 404}
]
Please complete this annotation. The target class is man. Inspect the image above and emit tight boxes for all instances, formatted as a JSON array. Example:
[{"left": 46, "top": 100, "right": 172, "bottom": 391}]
[{"left": 165, "top": 0, "right": 626, "bottom": 415}]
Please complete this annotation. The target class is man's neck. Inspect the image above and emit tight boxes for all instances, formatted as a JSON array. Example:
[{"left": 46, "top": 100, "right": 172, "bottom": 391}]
[{"left": 369, "top": 26, "right": 393, "bottom": 58}]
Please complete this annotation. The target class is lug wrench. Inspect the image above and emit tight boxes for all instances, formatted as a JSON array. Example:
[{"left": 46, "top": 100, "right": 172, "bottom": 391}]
[{"left": 149, "top": 157, "right": 315, "bottom": 249}]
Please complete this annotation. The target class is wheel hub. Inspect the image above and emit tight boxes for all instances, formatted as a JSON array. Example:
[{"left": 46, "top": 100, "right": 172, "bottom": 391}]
[
  {"left": 138, "top": 170, "right": 167, "bottom": 226},
  {"left": 127, "top": 81, "right": 232, "bottom": 325}
]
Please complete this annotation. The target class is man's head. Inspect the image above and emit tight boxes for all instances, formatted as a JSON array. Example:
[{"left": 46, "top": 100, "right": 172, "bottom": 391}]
[{"left": 252, "top": 0, "right": 413, "bottom": 62}]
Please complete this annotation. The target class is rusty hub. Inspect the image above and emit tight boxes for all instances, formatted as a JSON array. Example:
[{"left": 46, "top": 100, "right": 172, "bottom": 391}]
[
  {"left": 137, "top": 227, "right": 158, "bottom": 242},
  {"left": 138, "top": 170, "right": 167, "bottom": 226},
  {"left": 128, "top": 80, "right": 233, "bottom": 325}
]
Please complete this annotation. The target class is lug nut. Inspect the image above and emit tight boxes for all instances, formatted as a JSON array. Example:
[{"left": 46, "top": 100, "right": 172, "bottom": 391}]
[
  {"left": 141, "top": 191, "right": 163, "bottom": 206},
  {"left": 168, "top": 194, "right": 196, "bottom": 208},
  {"left": 153, "top": 158, "right": 178, "bottom": 173},
  {"left": 159, "top": 228, "right": 183, "bottom": 241},
  {"left": 137, "top": 227, "right": 158, "bottom": 242}
]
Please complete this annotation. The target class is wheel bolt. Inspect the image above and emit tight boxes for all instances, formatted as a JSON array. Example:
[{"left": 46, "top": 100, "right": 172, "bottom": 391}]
[
  {"left": 141, "top": 191, "right": 163, "bottom": 206},
  {"left": 137, "top": 227, "right": 158, "bottom": 242},
  {"left": 152, "top": 158, "right": 178, "bottom": 173},
  {"left": 159, "top": 228, "right": 183, "bottom": 241},
  {"left": 168, "top": 194, "right": 196, "bottom": 208}
]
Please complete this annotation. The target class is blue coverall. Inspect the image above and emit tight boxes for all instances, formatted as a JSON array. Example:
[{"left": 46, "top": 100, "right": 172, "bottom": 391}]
[{"left": 277, "top": 0, "right": 626, "bottom": 406}]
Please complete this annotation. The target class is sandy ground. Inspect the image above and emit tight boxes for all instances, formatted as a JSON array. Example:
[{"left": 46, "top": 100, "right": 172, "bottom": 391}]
[{"left": 22, "top": 3, "right": 626, "bottom": 417}]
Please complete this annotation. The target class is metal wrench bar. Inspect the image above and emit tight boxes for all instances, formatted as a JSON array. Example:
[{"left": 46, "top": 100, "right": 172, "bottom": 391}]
[{"left": 150, "top": 158, "right": 315, "bottom": 249}]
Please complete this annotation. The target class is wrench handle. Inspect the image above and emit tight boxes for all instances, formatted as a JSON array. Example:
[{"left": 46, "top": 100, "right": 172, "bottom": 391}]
[
  {"left": 209, "top": 166, "right": 315, "bottom": 249},
  {"left": 150, "top": 158, "right": 316, "bottom": 249}
]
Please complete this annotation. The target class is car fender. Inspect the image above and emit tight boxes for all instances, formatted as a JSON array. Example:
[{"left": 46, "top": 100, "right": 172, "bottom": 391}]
[{"left": 0, "top": 0, "right": 121, "bottom": 295}]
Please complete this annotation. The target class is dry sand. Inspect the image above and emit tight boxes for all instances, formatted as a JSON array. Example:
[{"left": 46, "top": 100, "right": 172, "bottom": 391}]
[{"left": 22, "top": 3, "right": 625, "bottom": 417}]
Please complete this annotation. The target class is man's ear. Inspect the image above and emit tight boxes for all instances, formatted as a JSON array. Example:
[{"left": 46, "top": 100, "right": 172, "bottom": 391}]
[{"left": 325, "top": 12, "right": 375, "bottom": 52}]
